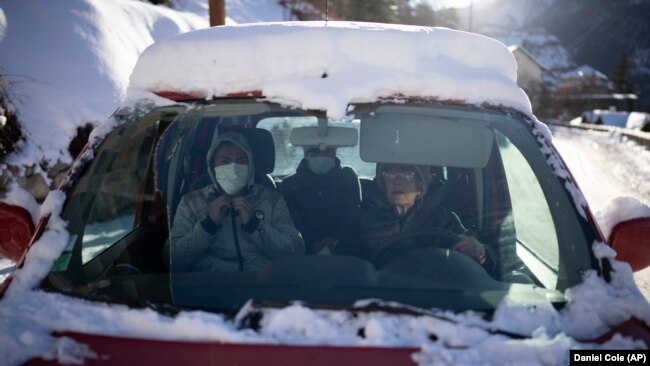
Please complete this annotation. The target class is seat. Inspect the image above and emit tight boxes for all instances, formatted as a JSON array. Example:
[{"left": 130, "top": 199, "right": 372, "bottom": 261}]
[
  {"left": 238, "top": 127, "right": 276, "bottom": 189},
  {"left": 187, "top": 125, "right": 277, "bottom": 192},
  {"left": 280, "top": 156, "right": 362, "bottom": 254}
]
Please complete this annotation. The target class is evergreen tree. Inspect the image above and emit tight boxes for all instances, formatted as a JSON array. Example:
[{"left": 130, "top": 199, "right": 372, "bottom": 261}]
[
  {"left": 611, "top": 51, "right": 636, "bottom": 94},
  {"left": 394, "top": 0, "right": 414, "bottom": 24},
  {"left": 411, "top": 2, "right": 436, "bottom": 26},
  {"left": 299, "top": 0, "right": 457, "bottom": 29},
  {"left": 436, "top": 7, "right": 459, "bottom": 29},
  {"left": 347, "top": 0, "right": 398, "bottom": 23}
]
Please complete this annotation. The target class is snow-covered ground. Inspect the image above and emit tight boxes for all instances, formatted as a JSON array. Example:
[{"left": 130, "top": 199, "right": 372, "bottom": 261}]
[
  {"left": 0, "top": 1, "right": 208, "bottom": 169},
  {"left": 550, "top": 125, "right": 650, "bottom": 301}
]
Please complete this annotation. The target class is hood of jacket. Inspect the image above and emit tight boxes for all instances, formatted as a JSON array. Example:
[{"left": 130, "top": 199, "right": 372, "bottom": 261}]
[{"left": 206, "top": 131, "right": 256, "bottom": 193}]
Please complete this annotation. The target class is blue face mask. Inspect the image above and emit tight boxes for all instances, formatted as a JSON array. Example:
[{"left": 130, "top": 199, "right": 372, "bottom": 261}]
[{"left": 307, "top": 156, "right": 335, "bottom": 175}]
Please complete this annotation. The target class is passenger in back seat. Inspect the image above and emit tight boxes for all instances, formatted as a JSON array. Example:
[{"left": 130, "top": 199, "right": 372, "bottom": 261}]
[{"left": 280, "top": 145, "right": 361, "bottom": 254}]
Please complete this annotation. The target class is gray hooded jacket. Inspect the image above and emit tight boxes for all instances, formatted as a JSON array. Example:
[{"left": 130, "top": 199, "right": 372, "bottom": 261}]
[{"left": 170, "top": 132, "right": 304, "bottom": 272}]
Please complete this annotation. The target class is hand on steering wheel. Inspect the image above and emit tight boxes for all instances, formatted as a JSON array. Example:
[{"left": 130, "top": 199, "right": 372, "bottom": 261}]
[
  {"left": 452, "top": 236, "right": 487, "bottom": 265},
  {"left": 372, "top": 228, "right": 462, "bottom": 268}
]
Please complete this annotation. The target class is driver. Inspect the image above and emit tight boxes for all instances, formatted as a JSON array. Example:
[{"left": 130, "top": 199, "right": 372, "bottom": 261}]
[
  {"left": 169, "top": 131, "right": 304, "bottom": 272},
  {"left": 346, "top": 163, "right": 493, "bottom": 268}
]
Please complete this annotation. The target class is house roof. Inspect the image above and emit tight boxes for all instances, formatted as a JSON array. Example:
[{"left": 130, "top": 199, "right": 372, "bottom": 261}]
[
  {"left": 508, "top": 45, "right": 548, "bottom": 71},
  {"left": 560, "top": 65, "right": 609, "bottom": 81}
]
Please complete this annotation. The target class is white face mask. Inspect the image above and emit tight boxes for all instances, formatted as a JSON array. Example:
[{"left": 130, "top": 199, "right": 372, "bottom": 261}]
[
  {"left": 214, "top": 163, "right": 249, "bottom": 195},
  {"left": 308, "top": 156, "right": 335, "bottom": 175}
]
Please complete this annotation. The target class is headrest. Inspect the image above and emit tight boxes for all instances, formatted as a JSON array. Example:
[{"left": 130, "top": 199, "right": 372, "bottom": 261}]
[{"left": 237, "top": 128, "right": 275, "bottom": 175}]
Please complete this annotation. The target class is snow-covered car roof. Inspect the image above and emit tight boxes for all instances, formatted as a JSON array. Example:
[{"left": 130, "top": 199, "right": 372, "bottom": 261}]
[{"left": 126, "top": 21, "right": 532, "bottom": 118}]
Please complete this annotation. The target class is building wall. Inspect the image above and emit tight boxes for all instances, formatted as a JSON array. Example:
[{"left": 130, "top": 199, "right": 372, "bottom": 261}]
[
  {"left": 512, "top": 49, "right": 543, "bottom": 87},
  {"left": 512, "top": 48, "right": 546, "bottom": 115}
]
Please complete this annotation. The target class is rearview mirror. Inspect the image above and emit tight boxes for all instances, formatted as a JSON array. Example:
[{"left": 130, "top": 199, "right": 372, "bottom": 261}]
[
  {"left": 609, "top": 217, "right": 650, "bottom": 272},
  {"left": 290, "top": 126, "right": 358, "bottom": 148},
  {"left": 0, "top": 202, "right": 35, "bottom": 261}
]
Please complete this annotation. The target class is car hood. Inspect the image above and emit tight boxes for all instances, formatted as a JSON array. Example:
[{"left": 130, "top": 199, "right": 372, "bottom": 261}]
[{"left": 2, "top": 269, "right": 649, "bottom": 366}]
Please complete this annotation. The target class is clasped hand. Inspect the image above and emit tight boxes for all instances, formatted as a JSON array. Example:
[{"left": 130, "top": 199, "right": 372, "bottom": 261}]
[{"left": 208, "top": 196, "right": 253, "bottom": 225}]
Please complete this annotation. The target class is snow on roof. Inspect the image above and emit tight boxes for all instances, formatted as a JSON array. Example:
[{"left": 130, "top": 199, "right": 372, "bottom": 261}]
[
  {"left": 127, "top": 21, "right": 532, "bottom": 118},
  {"left": 561, "top": 65, "right": 609, "bottom": 81},
  {"left": 508, "top": 44, "right": 547, "bottom": 70}
]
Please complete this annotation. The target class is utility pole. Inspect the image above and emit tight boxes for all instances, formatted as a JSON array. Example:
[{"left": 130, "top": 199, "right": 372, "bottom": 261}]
[
  {"left": 209, "top": 0, "right": 226, "bottom": 26},
  {"left": 468, "top": 0, "right": 473, "bottom": 32}
]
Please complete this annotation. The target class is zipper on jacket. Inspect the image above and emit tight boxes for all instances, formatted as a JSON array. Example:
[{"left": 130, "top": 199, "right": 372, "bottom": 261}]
[{"left": 231, "top": 210, "right": 244, "bottom": 271}]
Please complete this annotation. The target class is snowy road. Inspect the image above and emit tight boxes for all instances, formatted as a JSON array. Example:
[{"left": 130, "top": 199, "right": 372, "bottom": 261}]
[{"left": 550, "top": 124, "right": 650, "bottom": 301}]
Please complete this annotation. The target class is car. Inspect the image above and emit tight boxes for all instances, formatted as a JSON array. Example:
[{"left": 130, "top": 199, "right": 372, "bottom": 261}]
[
  {"left": 1, "top": 22, "right": 650, "bottom": 365},
  {"left": 571, "top": 109, "right": 650, "bottom": 132}
]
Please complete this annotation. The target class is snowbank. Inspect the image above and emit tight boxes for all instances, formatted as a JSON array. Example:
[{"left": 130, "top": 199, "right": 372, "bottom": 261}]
[
  {"left": 0, "top": 0, "right": 207, "bottom": 168},
  {"left": 127, "top": 22, "right": 532, "bottom": 119}
]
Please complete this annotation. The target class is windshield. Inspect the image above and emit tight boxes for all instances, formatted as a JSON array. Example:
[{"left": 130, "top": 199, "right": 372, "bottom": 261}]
[{"left": 43, "top": 99, "right": 596, "bottom": 314}]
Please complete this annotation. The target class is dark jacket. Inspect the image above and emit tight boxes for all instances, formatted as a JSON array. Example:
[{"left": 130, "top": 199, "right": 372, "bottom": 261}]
[
  {"left": 353, "top": 180, "right": 467, "bottom": 263},
  {"left": 280, "top": 157, "right": 361, "bottom": 254}
]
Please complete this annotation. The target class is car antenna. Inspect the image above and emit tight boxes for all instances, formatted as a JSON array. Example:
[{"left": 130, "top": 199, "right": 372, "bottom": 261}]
[{"left": 325, "top": 0, "right": 329, "bottom": 26}]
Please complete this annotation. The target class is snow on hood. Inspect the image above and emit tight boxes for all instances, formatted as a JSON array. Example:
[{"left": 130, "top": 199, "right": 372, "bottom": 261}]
[
  {"left": 126, "top": 21, "right": 532, "bottom": 119},
  {"left": 0, "top": 263, "right": 648, "bottom": 365}
]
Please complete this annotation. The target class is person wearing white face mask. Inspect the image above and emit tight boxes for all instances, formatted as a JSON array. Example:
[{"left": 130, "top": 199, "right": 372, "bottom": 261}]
[
  {"left": 170, "top": 132, "right": 304, "bottom": 272},
  {"left": 280, "top": 145, "right": 361, "bottom": 254}
]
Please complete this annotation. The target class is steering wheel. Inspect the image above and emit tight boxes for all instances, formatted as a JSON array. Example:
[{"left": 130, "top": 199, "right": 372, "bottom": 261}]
[{"left": 372, "top": 228, "right": 462, "bottom": 268}]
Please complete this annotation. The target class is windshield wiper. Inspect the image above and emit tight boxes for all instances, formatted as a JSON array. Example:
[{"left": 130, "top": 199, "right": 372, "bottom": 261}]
[
  {"left": 235, "top": 299, "right": 530, "bottom": 340},
  {"left": 352, "top": 299, "right": 529, "bottom": 339}
]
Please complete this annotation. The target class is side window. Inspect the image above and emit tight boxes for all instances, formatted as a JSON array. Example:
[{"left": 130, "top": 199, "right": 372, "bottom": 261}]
[
  {"left": 53, "top": 114, "right": 167, "bottom": 271},
  {"left": 81, "top": 122, "right": 157, "bottom": 263},
  {"left": 496, "top": 131, "right": 559, "bottom": 288}
]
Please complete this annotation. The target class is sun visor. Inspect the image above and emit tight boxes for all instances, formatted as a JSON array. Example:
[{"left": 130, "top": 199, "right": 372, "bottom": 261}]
[
  {"left": 360, "top": 106, "right": 495, "bottom": 168},
  {"left": 290, "top": 126, "right": 358, "bottom": 148}
]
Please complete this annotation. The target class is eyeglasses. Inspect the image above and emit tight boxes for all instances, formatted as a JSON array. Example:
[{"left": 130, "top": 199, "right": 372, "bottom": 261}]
[{"left": 381, "top": 171, "right": 416, "bottom": 182}]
